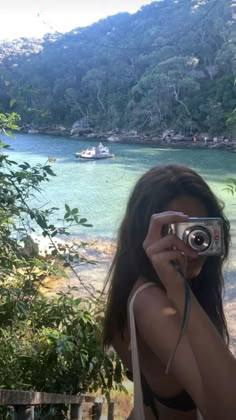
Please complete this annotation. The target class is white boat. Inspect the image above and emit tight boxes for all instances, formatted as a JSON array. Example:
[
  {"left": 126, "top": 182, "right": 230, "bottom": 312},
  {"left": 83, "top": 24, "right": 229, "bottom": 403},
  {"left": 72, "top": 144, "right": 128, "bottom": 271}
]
[{"left": 75, "top": 143, "right": 114, "bottom": 160}]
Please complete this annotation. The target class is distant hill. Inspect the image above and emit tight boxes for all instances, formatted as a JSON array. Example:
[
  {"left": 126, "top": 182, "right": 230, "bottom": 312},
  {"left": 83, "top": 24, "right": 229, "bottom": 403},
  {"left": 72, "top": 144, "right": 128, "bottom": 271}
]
[{"left": 0, "top": 0, "right": 236, "bottom": 136}]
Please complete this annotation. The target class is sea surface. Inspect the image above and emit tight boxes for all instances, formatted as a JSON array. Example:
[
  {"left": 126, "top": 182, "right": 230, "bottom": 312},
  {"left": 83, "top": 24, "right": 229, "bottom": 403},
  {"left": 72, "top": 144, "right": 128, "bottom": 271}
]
[{"left": 3, "top": 132, "right": 236, "bottom": 241}]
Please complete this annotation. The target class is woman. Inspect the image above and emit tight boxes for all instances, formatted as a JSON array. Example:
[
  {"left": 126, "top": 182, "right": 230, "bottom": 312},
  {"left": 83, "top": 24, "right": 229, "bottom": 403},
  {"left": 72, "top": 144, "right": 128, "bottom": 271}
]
[{"left": 103, "top": 164, "right": 236, "bottom": 420}]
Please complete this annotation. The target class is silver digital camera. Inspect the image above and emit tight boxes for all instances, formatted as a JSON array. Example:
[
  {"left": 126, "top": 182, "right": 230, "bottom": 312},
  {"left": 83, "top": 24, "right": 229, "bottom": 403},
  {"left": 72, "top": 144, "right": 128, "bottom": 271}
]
[{"left": 168, "top": 217, "right": 224, "bottom": 256}]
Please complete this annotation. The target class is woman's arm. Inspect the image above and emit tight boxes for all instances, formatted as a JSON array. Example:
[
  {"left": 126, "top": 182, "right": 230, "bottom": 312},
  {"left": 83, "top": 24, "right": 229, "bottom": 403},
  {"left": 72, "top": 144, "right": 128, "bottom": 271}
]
[
  {"left": 169, "top": 282, "right": 236, "bottom": 416},
  {"left": 134, "top": 285, "right": 236, "bottom": 420},
  {"left": 139, "top": 211, "right": 236, "bottom": 420}
]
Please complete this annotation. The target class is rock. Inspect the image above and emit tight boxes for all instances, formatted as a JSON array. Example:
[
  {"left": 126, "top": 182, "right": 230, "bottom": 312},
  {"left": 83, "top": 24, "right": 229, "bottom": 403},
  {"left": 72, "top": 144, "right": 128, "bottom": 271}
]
[
  {"left": 107, "top": 135, "right": 121, "bottom": 142},
  {"left": 28, "top": 129, "right": 39, "bottom": 134},
  {"left": 172, "top": 134, "right": 185, "bottom": 141},
  {"left": 71, "top": 117, "right": 91, "bottom": 135},
  {"left": 20, "top": 234, "right": 66, "bottom": 258},
  {"left": 20, "top": 235, "right": 39, "bottom": 257},
  {"left": 86, "top": 133, "right": 98, "bottom": 138},
  {"left": 161, "top": 129, "right": 175, "bottom": 140},
  {"left": 55, "top": 125, "right": 67, "bottom": 133},
  {"left": 70, "top": 127, "right": 93, "bottom": 136}
]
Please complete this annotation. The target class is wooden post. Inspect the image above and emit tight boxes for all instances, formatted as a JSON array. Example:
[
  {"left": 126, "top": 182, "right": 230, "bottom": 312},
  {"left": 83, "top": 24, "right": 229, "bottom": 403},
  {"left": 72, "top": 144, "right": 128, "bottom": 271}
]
[
  {"left": 14, "top": 405, "right": 34, "bottom": 420},
  {"left": 107, "top": 401, "right": 114, "bottom": 420},
  {"left": 70, "top": 403, "right": 82, "bottom": 420},
  {"left": 91, "top": 401, "right": 102, "bottom": 420}
]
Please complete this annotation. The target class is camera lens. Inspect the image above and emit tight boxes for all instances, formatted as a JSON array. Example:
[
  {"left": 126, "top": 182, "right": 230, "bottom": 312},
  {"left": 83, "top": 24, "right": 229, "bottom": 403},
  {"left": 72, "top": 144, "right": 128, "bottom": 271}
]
[
  {"left": 193, "top": 234, "right": 205, "bottom": 246},
  {"left": 184, "top": 226, "right": 211, "bottom": 252}
]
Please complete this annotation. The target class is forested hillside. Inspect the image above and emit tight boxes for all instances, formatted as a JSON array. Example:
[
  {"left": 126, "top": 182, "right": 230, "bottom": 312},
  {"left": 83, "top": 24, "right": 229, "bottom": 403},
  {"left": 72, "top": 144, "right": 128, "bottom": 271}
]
[{"left": 0, "top": 0, "right": 236, "bottom": 136}]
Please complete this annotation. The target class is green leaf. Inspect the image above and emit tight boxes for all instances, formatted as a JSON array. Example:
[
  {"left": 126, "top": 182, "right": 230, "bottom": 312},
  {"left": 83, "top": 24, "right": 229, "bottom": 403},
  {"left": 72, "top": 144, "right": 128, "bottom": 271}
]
[
  {"left": 79, "top": 218, "right": 87, "bottom": 224},
  {"left": 71, "top": 208, "right": 79, "bottom": 215},
  {"left": 9, "top": 99, "right": 16, "bottom": 108}
]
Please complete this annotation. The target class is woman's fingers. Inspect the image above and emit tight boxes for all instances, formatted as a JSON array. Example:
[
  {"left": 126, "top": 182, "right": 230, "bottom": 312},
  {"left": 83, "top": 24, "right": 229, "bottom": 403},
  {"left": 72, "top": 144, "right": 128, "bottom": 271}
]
[
  {"left": 143, "top": 211, "right": 189, "bottom": 249},
  {"left": 143, "top": 211, "right": 199, "bottom": 288},
  {"left": 144, "top": 234, "right": 198, "bottom": 259}
]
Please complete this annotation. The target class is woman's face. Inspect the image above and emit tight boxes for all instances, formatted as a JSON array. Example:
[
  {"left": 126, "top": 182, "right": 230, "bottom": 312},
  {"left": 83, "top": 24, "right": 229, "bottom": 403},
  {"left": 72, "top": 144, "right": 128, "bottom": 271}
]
[{"left": 164, "top": 195, "right": 208, "bottom": 280}]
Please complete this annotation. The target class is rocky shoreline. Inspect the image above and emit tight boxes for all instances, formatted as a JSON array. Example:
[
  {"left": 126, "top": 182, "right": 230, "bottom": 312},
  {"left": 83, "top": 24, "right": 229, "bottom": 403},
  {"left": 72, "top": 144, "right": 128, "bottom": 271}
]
[{"left": 20, "top": 124, "right": 236, "bottom": 152}]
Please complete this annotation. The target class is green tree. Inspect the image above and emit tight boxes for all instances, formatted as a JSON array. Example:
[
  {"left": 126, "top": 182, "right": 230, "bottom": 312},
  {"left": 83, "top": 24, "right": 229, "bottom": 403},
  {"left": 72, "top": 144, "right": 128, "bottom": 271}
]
[
  {"left": 0, "top": 113, "right": 124, "bottom": 419},
  {"left": 1, "top": 0, "right": 236, "bottom": 135}
]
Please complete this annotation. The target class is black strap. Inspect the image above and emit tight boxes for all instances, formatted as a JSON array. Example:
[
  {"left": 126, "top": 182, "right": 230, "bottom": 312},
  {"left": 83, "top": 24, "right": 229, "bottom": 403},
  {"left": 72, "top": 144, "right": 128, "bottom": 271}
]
[
  {"left": 127, "top": 369, "right": 196, "bottom": 414},
  {"left": 127, "top": 370, "right": 159, "bottom": 419},
  {"left": 141, "top": 375, "right": 159, "bottom": 419}
]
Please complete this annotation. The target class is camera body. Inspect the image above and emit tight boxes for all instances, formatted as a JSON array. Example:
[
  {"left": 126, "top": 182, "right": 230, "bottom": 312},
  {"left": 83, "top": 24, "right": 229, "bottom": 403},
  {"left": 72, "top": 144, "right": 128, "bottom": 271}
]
[{"left": 169, "top": 217, "right": 224, "bottom": 256}]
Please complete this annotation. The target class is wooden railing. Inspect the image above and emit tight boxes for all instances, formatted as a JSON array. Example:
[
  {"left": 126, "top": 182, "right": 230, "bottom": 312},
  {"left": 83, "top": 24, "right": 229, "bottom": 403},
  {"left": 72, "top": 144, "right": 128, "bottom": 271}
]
[{"left": 0, "top": 389, "right": 114, "bottom": 420}]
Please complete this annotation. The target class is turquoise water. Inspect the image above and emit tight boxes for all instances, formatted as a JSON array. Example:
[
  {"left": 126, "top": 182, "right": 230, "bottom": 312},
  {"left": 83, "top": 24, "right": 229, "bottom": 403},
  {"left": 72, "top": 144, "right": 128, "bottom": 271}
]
[
  {"left": 4, "top": 133, "right": 236, "bottom": 242},
  {"left": 5, "top": 133, "right": 236, "bottom": 342}
]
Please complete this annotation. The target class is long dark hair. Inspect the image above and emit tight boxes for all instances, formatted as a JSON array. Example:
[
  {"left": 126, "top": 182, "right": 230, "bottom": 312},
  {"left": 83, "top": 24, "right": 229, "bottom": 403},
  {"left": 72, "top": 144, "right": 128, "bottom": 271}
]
[{"left": 103, "top": 164, "right": 230, "bottom": 347}]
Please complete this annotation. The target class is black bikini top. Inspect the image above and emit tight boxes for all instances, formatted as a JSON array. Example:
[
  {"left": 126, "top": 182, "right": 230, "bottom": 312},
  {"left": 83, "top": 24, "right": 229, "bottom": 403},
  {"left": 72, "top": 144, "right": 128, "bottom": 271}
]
[{"left": 126, "top": 369, "right": 196, "bottom": 412}]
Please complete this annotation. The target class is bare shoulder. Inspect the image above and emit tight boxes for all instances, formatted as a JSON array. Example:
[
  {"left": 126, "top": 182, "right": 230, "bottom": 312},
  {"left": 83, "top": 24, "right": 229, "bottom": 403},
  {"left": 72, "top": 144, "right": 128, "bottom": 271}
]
[
  {"left": 129, "top": 278, "right": 161, "bottom": 303},
  {"left": 130, "top": 280, "right": 179, "bottom": 341},
  {"left": 132, "top": 280, "right": 171, "bottom": 315}
]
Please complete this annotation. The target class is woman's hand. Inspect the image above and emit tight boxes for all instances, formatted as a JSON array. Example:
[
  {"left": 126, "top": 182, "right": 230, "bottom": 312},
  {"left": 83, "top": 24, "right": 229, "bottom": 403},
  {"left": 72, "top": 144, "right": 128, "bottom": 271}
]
[{"left": 143, "top": 211, "right": 198, "bottom": 291}]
